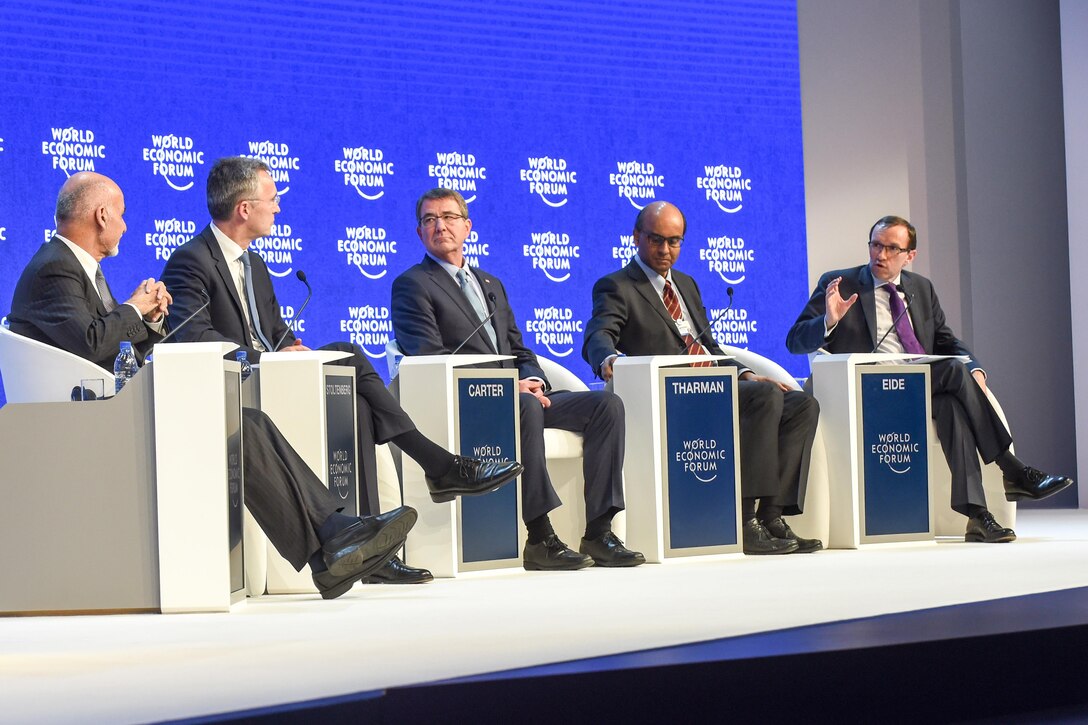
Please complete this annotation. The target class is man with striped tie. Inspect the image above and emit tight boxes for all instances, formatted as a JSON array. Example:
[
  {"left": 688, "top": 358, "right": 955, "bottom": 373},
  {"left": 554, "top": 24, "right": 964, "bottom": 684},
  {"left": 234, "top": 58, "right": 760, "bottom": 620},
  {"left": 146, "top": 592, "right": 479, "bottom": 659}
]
[{"left": 583, "top": 201, "right": 821, "bottom": 555}]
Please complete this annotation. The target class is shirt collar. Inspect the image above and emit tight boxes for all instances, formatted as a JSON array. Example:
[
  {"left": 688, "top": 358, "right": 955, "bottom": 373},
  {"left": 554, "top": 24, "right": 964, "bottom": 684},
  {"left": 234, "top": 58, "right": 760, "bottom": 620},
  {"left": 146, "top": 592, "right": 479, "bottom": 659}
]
[
  {"left": 427, "top": 252, "right": 467, "bottom": 279},
  {"left": 634, "top": 254, "right": 673, "bottom": 294},
  {"left": 210, "top": 222, "right": 247, "bottom": 264},
  {"left": 55, "top": 234, "right": 98, "bottom": 283}
]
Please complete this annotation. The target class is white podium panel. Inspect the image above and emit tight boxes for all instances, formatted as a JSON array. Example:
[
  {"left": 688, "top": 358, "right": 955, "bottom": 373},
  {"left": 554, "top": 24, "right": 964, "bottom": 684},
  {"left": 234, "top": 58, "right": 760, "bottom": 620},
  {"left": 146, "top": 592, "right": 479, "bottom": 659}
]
[
  {"left": 398, "top": 355, "right": 522, "bottom": 577},
  {"left": 613, "top": 355, "right": 741, "bottom": 563},
  {"left": 812, "top": 355, "right": 935, "bottom": 548},
  {"left": 256, "top": 350, "right": 358, "bottom": 595}
]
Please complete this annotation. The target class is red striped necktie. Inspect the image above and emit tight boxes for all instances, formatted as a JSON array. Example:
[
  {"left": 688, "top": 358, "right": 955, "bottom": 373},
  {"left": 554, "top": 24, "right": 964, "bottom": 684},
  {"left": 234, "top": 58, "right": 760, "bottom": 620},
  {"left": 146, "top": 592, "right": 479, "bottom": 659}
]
[{"left": 662, "top": 280, "right": 714, "bottom": 367}]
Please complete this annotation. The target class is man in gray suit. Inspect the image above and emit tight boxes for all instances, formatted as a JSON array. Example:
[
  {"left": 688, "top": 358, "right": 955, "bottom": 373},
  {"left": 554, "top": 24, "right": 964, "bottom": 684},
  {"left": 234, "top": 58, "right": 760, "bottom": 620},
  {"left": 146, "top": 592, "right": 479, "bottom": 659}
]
[
  {"left": 583, "top": 201, "right": 821, "bottom": 555},
  {"left": 787, "top": 215, "right": 1072, "bottom": 542}
]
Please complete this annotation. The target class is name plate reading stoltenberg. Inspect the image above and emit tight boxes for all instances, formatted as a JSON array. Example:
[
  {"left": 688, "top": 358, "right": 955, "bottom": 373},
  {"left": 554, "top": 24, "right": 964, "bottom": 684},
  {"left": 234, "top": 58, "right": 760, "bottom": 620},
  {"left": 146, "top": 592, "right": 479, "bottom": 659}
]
[
  {"left": 660, "top": 368, "right": 740, "bottom": 555},
  {"left": 224, "top": 366, "right": 245, "bottom": 597},
  {"left": 858, "top": 367, "right": 932, "bottom": 541},
  {"left": 455, "top": 373, "right": 520, "bottom": 566},
  {"left": 324, "top": 372, "right": 358, "bottom": 517}
]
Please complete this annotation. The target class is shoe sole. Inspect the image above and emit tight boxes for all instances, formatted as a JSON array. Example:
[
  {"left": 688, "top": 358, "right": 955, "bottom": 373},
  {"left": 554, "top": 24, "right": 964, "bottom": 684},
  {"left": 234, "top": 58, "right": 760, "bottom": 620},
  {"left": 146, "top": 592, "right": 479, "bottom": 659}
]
[
  {"left": 794, "top": 542, "right": 824, "bottom": 554},
  {"left": 523, "top": 558, "right": 595, "bottom": 571},
  {"left": 326, "top": 508, "right": 418, "bottom": 577},
  {"left": 318, "top": 544, "right": 404, "bottom": 600},
  {"left": 362, "top": 572, "right": 435, "bottom": 585},
  {"left": 1004, "top": 478, "right": 1073, "bottom": 502},
  {"left": 743, "top": 543, "right": 800, "bottom": 555},
  {"left": 586, "top": 557, "right": 646, "bottom": 568},
  {"left": 429, "top": 464, "right": 524, "bottom": 504},
  {"left": 965, "top": 533, "right": 1017, "bottom": 543}
]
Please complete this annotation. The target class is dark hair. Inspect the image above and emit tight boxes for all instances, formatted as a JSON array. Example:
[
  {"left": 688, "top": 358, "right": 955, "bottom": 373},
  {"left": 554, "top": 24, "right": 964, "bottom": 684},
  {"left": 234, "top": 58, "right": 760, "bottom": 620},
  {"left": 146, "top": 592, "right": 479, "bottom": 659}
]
[
  {"left": 207, "top": 156, "right": 270, "bottom": 221},
  {"left": 415, "top": 187, "right": 468, "bottom": 222},
  {"left": 869, "top": 215, "right": 917, "bottom": 250}
]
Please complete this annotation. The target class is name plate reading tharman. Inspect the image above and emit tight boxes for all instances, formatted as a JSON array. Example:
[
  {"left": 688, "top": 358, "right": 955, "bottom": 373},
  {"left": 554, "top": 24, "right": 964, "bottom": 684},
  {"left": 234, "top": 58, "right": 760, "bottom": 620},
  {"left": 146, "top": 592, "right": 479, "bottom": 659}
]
[
  {"left": 660, "top": 368, "right": 741, "bottom": 555},
  {"left": 858, "top": 367, "right": 932, "bottom": 541},
  {"left": 224, "top": 367, "right": 245, "bottom": 597},
  {"left": 324, "top": 372, "right": 358, "bottom": 516},
  {"left": 455, "top": 374, "right": 520, "bottom": 566}
]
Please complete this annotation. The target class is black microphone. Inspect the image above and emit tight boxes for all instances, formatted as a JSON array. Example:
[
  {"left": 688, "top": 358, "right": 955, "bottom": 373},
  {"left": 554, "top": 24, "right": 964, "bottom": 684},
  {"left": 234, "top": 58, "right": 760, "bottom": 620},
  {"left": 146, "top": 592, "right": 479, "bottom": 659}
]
[
  {"left": 273, "top": 270, "right": 313, "bottom": 351},
  {"left": 870, "top": 284, "right": 914, "bottom": 353},
  {"left": 157, "top": 289, "right": 210, "bottom": 345},
  {"left": 684, "top": 286, "right": 735, "bottom": 352},
  {"left": 451, "top": 292, "right": 498, "bottom": 355}
]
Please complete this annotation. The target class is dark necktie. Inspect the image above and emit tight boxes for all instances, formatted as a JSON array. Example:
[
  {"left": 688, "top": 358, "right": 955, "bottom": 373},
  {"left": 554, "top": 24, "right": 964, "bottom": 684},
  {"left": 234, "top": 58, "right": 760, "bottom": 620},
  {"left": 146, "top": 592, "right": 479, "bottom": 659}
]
[
  {"left": 240, "top": 252, "right": 275, "bottom": 351},
  {"left": 95, "top": 265, "right": 116, "bottom": 313},
  {"left": 662, "top": 280, "right": 714, "bottom": 367},
  {"left": 456, "top": 268, "right": 498, "bottom": 351},
  {"left": 884, "top": 284, "right": 925, "bottom": 354}
]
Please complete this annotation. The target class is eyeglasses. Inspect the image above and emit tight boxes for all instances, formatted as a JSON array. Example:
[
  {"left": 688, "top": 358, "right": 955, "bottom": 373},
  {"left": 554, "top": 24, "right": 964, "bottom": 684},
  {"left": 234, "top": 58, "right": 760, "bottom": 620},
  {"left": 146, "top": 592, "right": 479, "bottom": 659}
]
[
  {"left": 244, "top": 195, "right": 281, "bottom": 206},
  {"left": 868, "top": 241, "right": 910, "bottom": 256},
  {"left": 640, "top": 230, "right": 683, "bottom": 248},
  {"left": 419, "top": 212, "right": 466, "bottom": 228}
]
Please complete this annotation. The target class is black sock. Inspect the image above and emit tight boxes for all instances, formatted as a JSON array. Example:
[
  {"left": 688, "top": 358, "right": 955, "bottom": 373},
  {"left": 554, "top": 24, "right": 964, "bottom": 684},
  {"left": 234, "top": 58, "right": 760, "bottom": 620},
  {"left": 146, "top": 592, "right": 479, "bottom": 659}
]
[
  {"left": 742, "top": 498, "right": 757, "bottom": 522},
  {"left": 391, "top": 429, "right": 456, "bottom": 478},
  {"left": 995, "top": 449, "right": 1024, "bottom": 478},
  {"left": 584, "top": 511, "right": 614, "bottom": 541},
  {"left": 317, "top": 511, "right": 357, "bottom": 543},
  {"left": 526, "top": 515, "right": 555, "bottom": 544},
  {"left": 966, "top": 504, "right": 988, "bottom": 519},
  {"left": 309, "top": 550, "right": 328, "bottom": 573},
  {"left": 758, "top": 503, "right": 783, "bottom": 523}
]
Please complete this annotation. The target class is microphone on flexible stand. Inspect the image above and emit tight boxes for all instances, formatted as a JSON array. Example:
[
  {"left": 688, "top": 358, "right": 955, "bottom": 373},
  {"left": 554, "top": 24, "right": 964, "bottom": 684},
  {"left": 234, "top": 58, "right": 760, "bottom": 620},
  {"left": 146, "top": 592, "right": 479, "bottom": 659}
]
[
  {"left": 870, "top": 284, "right": 914, "bottom": 353},
  {"left": 684, "top": 286, "right": 735, "bottom": 352},
  {"left": 157, "top": 289, "right": 210, "bottom": 345},
  {"left": 452, "top": 292, "right": 498, "bottom": 355},
  {"left": 273, "top": 270, "right": 313, "bottom": 351}
]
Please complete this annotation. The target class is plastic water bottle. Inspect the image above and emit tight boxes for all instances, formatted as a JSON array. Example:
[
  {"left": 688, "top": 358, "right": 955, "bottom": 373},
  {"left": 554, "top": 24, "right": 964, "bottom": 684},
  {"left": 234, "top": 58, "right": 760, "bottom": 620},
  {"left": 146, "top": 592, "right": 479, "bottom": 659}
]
[
  {"left": 236, "top": 350, "right": 252, "bottom": 382},
  {"left": 114, "top": 341, "right": 139, "bottom": 394}
]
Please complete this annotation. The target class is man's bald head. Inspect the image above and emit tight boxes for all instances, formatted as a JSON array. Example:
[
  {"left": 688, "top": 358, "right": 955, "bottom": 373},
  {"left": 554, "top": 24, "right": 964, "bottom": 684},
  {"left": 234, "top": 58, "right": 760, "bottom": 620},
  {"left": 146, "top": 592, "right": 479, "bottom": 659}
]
[
  {"left": 54, "top": 172, "right": 127, "bottom": 261},
  {"left": 635, "top": 201, "right": 686, "bottom": 237}
]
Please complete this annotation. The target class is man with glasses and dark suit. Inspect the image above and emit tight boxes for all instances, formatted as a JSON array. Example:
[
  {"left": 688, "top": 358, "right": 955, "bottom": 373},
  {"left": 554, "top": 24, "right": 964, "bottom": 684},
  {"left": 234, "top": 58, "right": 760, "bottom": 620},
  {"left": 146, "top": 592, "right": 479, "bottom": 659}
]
[{"left": 787, "top": 215, "right": 1073, "bottom": 543}]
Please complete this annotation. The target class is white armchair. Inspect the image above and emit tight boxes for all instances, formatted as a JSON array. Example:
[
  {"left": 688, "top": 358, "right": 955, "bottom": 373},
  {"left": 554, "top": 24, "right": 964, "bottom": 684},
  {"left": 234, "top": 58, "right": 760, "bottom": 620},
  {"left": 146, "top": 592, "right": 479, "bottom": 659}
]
[{"left": 0, "top": 325, "right": 113, "bottom": 403}]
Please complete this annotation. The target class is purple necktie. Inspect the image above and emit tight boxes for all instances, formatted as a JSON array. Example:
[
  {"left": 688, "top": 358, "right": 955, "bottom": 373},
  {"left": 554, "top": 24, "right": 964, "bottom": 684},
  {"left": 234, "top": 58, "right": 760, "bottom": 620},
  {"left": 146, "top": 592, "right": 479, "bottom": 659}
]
[{"left": 884, "top": 284, "right": 925, "bottom": 354}]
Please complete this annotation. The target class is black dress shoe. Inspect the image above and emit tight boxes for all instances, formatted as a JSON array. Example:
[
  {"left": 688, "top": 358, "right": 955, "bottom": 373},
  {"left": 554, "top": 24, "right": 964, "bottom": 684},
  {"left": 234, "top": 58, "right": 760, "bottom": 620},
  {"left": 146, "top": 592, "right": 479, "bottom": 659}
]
[
  {"left": 312, "top": 539, "right": 405, "bottom": 600},
  {"left": 579, "top": 531, "right": 645, "bottom": 567},
  {"left": 1003, "top": 466, "right": 1074, "bottom": 502},
  {"left": 965, "top": 510, "right": 1016, "bottom": 543},
  {"left": 523, "top": 534, "right": 594, "bottom": 571},
  {"left": 742, "top": 517, "right": 799, "bottom": 555},
  {"left": 762, "top": 516, "right": 823, "bottom": 553},
  {"left": 426, "top": 457, "right": 524, "bottom": 503},
  {"left": 322, "top": 506, "right": 417, "bottom": 576},
  {"left": 362, "top": 555, "right": 434, "bottom": 584}
]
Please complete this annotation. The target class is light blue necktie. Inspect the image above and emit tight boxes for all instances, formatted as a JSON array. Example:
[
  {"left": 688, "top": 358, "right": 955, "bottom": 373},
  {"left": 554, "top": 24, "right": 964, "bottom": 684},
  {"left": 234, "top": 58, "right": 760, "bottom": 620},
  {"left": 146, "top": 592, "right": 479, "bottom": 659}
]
[
  {"left": 456, "top": 268, "right": 498, "bottom": 351},
  {"left": 240, "top": 252, "right": 275, "bottom": 351}
]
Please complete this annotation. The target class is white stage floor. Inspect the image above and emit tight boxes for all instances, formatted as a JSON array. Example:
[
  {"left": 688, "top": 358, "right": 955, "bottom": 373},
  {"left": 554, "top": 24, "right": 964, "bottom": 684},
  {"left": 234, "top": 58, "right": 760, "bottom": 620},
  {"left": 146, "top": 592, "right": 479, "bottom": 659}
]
[{"left": 2, "top": 509, "right": 1087, "bottom": 724}]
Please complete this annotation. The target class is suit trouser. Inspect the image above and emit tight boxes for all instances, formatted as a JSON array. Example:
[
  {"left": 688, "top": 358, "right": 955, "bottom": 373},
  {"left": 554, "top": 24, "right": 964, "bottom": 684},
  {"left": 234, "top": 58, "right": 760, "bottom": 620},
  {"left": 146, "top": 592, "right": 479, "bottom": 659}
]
[
  {"left": 320, "top": 342, "right": 417, "bottom": 516},
  {"left": 518, "top": 390, "right": 627, "bottom": 523},
  {"left": 241, "top": 408, "right": 341, "bottom": 571},
  {"left": 929, "top": 359, "right": 1013, "bottom": 515},
  {"left": 737, "top": 381, "right": 820, "bottom": 515}
]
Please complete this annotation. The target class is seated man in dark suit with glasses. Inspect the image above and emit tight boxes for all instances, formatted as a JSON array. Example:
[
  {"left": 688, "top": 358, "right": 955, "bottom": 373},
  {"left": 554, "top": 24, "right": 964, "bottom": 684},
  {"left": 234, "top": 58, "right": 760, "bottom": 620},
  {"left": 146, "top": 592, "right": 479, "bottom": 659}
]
[{"left": 786, "top": 215, "right": 1073, "bottom": 542}]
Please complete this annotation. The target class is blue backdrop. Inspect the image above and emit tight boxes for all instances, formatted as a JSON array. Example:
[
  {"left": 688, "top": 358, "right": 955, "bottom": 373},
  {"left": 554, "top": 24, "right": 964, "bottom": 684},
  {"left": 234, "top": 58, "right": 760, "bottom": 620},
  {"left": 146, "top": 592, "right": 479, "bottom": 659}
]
[{"left": 0, "top": 0, "right": 809, "bottom": 404}]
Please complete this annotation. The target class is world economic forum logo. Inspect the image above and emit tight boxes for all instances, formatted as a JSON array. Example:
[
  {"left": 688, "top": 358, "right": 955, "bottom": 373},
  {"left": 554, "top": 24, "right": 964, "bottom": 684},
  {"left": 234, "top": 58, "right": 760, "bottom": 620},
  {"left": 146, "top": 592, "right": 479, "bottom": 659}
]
[
  {"left": 520, "top": 156, "right": 576, "bottom": 207},
  {"left": 338, "top": 224, "right": 397, "bottom": 279},
  {"left": 696, "top": 165, "right": 752, "bottom": 213},
  {"left": 340, "top": 304, "right": 392, "bottom": 359},
  {"left": 245, "top": 140, "right": 299, "bottom": 195},
  {"left": 461, "top": 231, "right": 491, "bottom": 268},
  {"left": 142, "top": 134, "right": 205, "bottom": 191},
  {"left": 523, "top": 231, "right": 579, "bottom": 282},
  {"left": 871, "top": 432, "right": 920, "bottom": 474},
  {"left": 611, "top": 234, "right": 636, "bottom": 267},
  {"left": 428, "top": 151, "right": 485, "bottom": 203},
  {"left": 335, "top": 145, "right": 394, "bottom": 200},
  {"left": 700, "top": 234, "right": 754, "bottom": 284},
  {"left": 526, "top": 306, "right": 582, "bottom": 357},
  {"left": 609, "top": 160, "right": 665, "bottom": 210},
  {"left": 251, "top": 223, "right": 302, "bottom": 278},
  {"left": 41, "top": 127, "right": 106, "bottom": 177},
  {"left": 707, "top": 306, "right": 758, "bottom": 348},
  {"left": 145, "top": 219, "right": 198, "bottom": 262}
]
